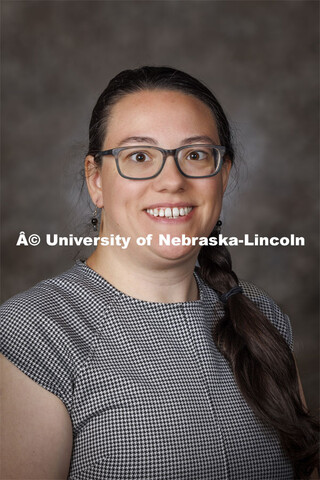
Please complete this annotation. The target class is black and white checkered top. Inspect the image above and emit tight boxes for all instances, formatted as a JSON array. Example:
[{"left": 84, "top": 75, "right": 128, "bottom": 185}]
[{"left": 1, "top": 261, "right": 294, "bottom": 479}]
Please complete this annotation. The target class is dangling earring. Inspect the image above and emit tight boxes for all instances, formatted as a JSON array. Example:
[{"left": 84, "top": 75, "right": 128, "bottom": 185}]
[
  {"left": 215, "top": 219, "right": 222, "bottom": 234},
  {"left": 91, "top": 206, "right": 99, "bottom": 231}
]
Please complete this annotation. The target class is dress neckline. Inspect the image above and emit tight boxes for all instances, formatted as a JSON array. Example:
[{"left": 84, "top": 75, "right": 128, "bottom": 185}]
[{"left": 75, "top": 259, "right": 207, "bottom": 307}]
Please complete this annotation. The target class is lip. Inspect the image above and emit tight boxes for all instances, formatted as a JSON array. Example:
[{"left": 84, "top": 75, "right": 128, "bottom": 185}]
[
  {"left": 144, "top": 205, "right": 196, "bottom": 223},
  {"left": 145, "top": 202, "right": 194, "bottom": 209}
]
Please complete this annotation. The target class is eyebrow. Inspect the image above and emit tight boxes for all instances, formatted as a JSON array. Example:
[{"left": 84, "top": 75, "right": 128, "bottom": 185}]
[
  {"left": 182, "top": 135, "right": 218, "bottom": 145},
  {"left": 117, "top": 135, "right": 218, "bottom": 147},
  {"left": 118, "top": 136, "right": 158, "bottom": 146}
]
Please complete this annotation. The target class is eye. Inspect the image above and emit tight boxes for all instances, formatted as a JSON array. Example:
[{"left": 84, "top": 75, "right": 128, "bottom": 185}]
[
  {"left": 186, "top": 150, "right": 208, "bottom": 161},
  {"left": 130, "top": 151, "right": 151, "bottom": 163}
]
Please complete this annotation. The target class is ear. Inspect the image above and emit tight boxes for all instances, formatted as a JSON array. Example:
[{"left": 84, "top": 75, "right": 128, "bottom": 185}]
[
  {"left": 221, "top": 157, "right": 232, "bottom": 193},
  {"left": 85, "top": 155, "right": 104, "bottom": 208}
]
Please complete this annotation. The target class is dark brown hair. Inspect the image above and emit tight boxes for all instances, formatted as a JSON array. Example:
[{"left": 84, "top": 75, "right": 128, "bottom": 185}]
[{"left": 87, "top": 66, "right": 319, "bottom": 478}]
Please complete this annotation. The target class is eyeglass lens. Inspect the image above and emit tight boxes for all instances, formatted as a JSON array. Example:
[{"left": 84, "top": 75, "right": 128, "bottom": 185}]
[{"left": 115, "top": 146, "right": 221, "bottom": 178}]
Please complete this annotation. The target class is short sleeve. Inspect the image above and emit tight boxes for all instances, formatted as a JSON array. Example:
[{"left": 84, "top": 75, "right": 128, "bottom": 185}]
[
  {"left": 240, "top": 281, "right": 294, "bottom": 352},
  {"left": 281, "top": 313, "right": 293, "bottom": 352},
  {"left": 1, "top": 286, "right": 74, "bottom": 413}
]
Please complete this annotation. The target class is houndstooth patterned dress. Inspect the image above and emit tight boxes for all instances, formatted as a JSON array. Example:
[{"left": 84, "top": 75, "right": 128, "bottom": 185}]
[{"left": 1, "top": 261, "right": 294, "bottom": 479}]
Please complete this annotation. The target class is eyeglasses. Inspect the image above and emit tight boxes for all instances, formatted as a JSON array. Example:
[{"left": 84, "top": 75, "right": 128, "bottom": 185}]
[{"left": 93, "top": 144, "right": 226, "bottom": 180}]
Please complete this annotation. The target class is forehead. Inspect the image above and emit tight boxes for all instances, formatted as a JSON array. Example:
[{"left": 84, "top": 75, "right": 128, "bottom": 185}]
[{"left": 104, "top": 89, "right": 219, "bottom": 148}]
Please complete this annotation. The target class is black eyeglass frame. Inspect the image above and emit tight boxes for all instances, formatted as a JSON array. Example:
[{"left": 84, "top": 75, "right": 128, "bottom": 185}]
[{"left": 93, "top": 144, "right": 227, "bottom": 180}]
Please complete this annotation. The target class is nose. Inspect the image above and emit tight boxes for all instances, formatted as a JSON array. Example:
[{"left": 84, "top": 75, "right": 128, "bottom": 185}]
[{"left": 152, "top": 154, "right": 186, "bottom": 192}]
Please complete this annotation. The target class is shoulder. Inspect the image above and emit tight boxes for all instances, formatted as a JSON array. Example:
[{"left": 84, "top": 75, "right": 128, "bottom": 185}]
[
  {"left": 239, "top": 279, "right": 294, "bottom": 351},
  {"left": 2, "top": 264, "right": 88, "bottom": 338},
  {"left": 1, "top": 261, "right": 108, "bottom": 329},
  {"left": 0, "top": 262, "right": 108, "bottom": 411}
]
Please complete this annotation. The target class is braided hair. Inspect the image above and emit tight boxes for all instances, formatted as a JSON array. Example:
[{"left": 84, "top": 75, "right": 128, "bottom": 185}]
[{"left": 87, "top": 66, "right": 319, "bottom": 478}]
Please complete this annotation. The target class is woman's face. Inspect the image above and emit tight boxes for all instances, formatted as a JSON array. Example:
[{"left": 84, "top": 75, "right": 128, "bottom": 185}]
[{"left": 86, "top": 89, "right": 231, "bottom": 263}]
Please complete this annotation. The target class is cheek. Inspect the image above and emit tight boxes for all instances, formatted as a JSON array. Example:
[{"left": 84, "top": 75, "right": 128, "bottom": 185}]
[
  {"left": 101, "top": 172, "right": 144, "bottom": 214},
  {"left": 200, "top": 179, "right": 224, "bottom": 231},
  {"left": 202, "top": 177, "right": 224, "bottom": 207},
  {"left": 100, "top": 163, "right": 124, "bottom": 203}
]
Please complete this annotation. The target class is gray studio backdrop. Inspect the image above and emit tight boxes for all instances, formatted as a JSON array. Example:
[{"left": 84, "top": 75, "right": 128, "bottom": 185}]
[{"left": 1, "top": 1, "right": 319, "bottom": 411}]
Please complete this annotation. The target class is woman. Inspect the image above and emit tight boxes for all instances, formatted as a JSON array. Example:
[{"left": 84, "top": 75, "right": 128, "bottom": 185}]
[{"left": 1, "top": 66, "right": 318, "bottom": 479}]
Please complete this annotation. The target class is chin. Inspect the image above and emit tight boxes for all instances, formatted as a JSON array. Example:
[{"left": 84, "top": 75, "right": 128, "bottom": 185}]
[{"left": 152, "top": 244, "right": 198, "bottom": 263}]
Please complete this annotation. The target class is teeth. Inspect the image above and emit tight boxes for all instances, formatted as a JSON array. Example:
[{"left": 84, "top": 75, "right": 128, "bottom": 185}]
[
  {"left": 165, "top": 208, "right": 171, "bottom": 218},
  {"left": 146, "top": 207, "right": 193, "bottom": 218}
]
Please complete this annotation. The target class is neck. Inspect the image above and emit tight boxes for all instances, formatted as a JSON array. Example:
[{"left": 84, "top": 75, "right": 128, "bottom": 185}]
[{"left": 86, "top": 244, "right": 199, "bottom": 303}]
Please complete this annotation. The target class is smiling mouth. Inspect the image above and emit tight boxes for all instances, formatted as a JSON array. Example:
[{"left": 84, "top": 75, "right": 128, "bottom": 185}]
[{"left": 146, "top": 206, "right": 193, "bottom": 219}]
